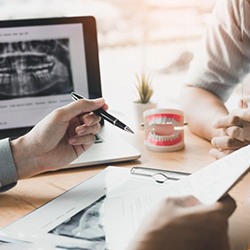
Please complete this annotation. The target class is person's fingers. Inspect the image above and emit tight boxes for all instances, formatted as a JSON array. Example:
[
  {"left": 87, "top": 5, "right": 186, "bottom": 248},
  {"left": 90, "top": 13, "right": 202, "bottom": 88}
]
[
  {"left": 78, "top": 112, "right": 102, "bottom": 126},
  {"left": 70, "top": 140, "right": 95, "bottom": 157},
  {"left": 212, "top": 195, "right": 237, "bottom": 218},
  {"left": 223, "top": 123, "right": 250, "bottom": 142},
  {"left": 75, "top": 123, "right": 101, "bottom": 136},
  {"left": 214, "top": 109, "right": 250, "bottom": 129},
  {"left": 211, "top": 136, "right": 248, "bottom": 150},
  {"left": 241, "top": 108, "right": 250, "bottom": 121},
  {"left": 102, "top": 102, "right": 109, "bottom": 111},
  {"left": 69, "top": 133, "right": 97, "bottom": 157},
  {"left": 220, "top": 123, "right": 250, "bottom": 142},
  {"left": 239, "top": 98, "right": 249, "bottom": 108},
  {"left": 213, "top": 112, "right": 243, "bottom": 128},
  {"left": 67, "top": 110, "right": 102, "bottom": 139},
  {"left": 225, "top": 126, "right": 245, "bottom": 142},
  {"left": 166, "top": 196, "right": 201, "bottom": 208},
  {"left": 209, "top": 148, "right": 234, "bottom": 159},
  {"left": 53, "top": 98, "right": 106, "bottom": 123},
  {"left": 68, "top": 133, "right": 96, "bottom": 146},
  {"left": 180, "top": 195, "right": 236, "bottom": 219},
  {"left": 242, "top": 120, "right": 250, "bottom": 141}
]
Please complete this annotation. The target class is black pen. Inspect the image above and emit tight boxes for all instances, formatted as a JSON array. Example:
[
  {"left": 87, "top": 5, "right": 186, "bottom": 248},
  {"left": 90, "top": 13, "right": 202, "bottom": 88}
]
[{"left": 71, "top": 92, "right": 134, "bottom": 134}]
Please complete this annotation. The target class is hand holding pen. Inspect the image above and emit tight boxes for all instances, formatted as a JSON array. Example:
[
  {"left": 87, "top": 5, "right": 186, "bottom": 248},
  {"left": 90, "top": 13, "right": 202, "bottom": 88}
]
[{"left": 71, "top": 92, "right": 134, "bottom": 134}]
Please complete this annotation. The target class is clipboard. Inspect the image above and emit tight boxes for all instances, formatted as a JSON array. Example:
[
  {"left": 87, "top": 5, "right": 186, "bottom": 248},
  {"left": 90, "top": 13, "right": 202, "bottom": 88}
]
[{"left": 130, "top": 166, "right": 190, "bottom": 184}]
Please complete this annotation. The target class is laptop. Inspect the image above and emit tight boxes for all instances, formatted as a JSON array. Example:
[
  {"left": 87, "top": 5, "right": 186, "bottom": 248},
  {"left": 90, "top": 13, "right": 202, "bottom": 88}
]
[{"left": 0, "top": 16, "right": 141, "bottom": 168}]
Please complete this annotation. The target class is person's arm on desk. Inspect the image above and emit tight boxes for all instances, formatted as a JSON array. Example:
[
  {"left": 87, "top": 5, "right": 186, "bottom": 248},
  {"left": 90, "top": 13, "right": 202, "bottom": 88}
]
[
  {"left": 181, "top": 85, "right": 250, "bottom": 160},
  {"left": 0, "top": 98, "right": 107, "bottom": 191},
  {"left": 180, "top": 86, "right": 250, "bottom": 159},
  {"left": 180, "top": 85, "right": 228, "bottom": 141},
  {"left": 128, "top": 195, "right": 236, "bottom": 250},
  {"left": 180, "top": 0, "right": 250, "bottom": 159}
]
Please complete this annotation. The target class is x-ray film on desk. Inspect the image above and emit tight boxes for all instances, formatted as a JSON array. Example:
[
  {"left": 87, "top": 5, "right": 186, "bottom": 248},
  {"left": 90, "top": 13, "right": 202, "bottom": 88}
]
[{"left": 0, "top": 166, "right": 186, "bottom": 250}]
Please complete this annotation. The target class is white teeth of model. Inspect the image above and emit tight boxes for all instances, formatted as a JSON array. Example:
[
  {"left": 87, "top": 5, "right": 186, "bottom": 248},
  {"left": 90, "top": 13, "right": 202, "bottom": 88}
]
[
  {"left": 156, "top": 117, "right": 161, "bottom": 124},
  {"left": 149, "top": 130, "right": 179, "bottom": 141},
  {"left": 148, "top": 117, "right": 179, "bottom": 127},
  {"left": 170, "top": 135, "right": 175, "bottom": 140},
  {"left": 149, "top": 119, "right": 154, "bottom": 126},
  {"left": 165, "top": 117, "right": 178, "bottom": 126}
]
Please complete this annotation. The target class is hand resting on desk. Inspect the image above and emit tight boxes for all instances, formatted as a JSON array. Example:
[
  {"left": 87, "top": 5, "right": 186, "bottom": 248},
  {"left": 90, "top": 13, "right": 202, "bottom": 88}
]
[
  {"left": 210, "top": 107, "right": 250, "bottom": 159},
  {"left": 128, "top": 195, "right": 236, "bottom": 250},
  {"left": 10, "top": 98, "right": 107, "bottom": 179}
]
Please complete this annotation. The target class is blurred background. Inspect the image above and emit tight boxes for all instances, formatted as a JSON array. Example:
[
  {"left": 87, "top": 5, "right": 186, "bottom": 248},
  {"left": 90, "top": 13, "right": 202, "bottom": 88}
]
[
  {"left": 0, "top": 0, "right": 219, "bottom": 109},
  {"left": 0, "top": 0, "right": 216, "bottom": 47}
]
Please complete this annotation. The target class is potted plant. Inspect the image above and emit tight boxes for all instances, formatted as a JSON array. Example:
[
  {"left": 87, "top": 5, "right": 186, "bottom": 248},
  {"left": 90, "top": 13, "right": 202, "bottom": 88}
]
[
  {"left": 133, "top": 72, "right": 157, "bottom": 126},
  {"left": 135, "top": 72, "right": 154, "bottom": 104}
]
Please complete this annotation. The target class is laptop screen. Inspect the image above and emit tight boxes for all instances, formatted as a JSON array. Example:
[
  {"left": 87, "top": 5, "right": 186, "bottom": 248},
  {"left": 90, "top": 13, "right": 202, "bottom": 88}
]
[{"left": 0, "top": 16, "right": 102, "bottom": 138}]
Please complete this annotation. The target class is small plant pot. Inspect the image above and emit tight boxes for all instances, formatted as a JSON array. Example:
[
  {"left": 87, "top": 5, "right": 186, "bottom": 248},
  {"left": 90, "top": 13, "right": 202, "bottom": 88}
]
[{"left": 133, "top": 101, "right": 157, "bottom": 128}]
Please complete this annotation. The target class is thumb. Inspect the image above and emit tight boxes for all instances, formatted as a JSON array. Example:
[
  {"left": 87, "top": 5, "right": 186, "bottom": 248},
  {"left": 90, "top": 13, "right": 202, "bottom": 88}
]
[{"left": 212, "top": 195, "right": 236, "bottom": 218}]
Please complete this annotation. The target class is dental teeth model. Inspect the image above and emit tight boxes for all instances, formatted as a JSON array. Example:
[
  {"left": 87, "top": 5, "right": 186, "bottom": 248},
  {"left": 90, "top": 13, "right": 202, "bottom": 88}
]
[{"left": 144, "top": 108, "right": 185, "bottom": 152}]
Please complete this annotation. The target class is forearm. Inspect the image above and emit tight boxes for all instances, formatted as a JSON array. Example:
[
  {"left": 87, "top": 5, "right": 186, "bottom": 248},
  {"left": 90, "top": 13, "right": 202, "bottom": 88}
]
[
  {"left": 180, "top": 85, "right": 228, "bottom": 141},
  {"left": 10, "top": 135, "right": 39, "bottom": 179}
]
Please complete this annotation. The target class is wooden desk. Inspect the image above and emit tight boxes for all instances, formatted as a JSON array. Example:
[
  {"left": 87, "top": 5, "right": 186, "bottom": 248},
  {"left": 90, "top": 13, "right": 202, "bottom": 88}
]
[{"left": 0, "top": 126, "right": 250, "bottom": 249}]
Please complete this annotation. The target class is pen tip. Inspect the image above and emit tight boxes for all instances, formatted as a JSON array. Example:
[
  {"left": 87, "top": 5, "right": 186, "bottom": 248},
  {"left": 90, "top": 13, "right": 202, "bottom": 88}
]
[{"left": 125, "top": 126, "right": 134, "bottom": 134}]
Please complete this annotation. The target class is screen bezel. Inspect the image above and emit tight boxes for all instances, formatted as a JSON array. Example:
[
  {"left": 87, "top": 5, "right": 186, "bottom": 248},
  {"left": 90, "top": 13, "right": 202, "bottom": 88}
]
[{"left": 0, "top": 16, "right": 102, "bottom": 139}]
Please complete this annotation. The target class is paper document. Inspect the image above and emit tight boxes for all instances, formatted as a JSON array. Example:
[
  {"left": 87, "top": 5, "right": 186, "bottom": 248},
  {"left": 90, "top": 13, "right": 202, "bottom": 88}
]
[
  {"left": 1, "top": 145, "right": 250, "bottom": 250},
  {"left": 104, "top": 145, "right": 250, "bottom": 249}
]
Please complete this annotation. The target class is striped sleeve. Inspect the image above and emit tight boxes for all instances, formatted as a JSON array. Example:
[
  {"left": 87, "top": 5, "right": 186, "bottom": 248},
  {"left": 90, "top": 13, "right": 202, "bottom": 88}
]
[{"left": 186, "top": 0, "right": 250, "bottom": 102}]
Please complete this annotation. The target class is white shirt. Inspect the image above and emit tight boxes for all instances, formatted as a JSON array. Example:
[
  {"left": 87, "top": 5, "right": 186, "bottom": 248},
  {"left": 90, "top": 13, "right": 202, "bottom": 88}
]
[{"left": 187, "top": 0, "right": 250, "bottom": 102}]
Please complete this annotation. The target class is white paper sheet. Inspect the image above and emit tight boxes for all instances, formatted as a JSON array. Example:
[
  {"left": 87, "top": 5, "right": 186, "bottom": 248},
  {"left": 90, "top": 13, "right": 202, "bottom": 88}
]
[{"left": 104, "top": 145, "right": 250, "bottom": 249}]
